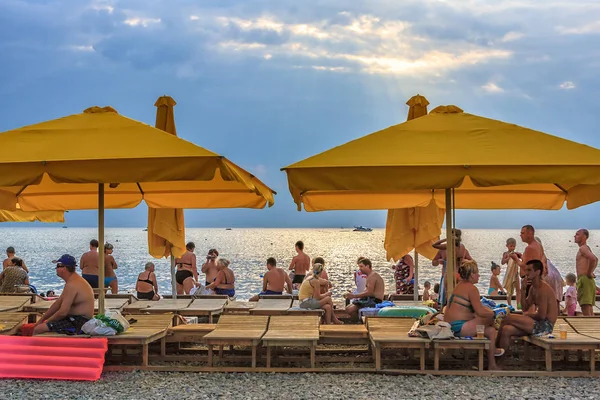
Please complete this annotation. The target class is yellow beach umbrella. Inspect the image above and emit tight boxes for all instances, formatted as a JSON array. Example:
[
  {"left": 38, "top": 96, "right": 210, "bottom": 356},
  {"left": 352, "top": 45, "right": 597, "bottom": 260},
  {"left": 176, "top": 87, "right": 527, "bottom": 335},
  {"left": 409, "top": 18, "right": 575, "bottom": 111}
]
[
  {"left": 283, "top": 105, "right": 600, "bottom": 298},
  {"left": 0, "top": 106, "right": 276, "bottom": 312},
  {"left": 0, "top": 209, "right": 64, "bottom": 223}
]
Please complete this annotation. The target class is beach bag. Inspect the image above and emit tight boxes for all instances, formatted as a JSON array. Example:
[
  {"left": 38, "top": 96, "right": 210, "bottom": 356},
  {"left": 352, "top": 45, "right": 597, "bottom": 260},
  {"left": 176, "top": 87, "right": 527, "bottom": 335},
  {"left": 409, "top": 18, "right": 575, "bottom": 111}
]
[
  {"left": 191, "top": 285, "right": 214, "bottom": 297},
  {"left": 416, "top": 321, "right": 454, "bottom": 340},
  {"left": 82, "top": 309, "right": 129, "bottom": 336},
  {"left": 82, "top": 318, "right": 118, "bottom": 336},
  {"left": 105, "top": 309, "right": 130, "bottom": 331}
]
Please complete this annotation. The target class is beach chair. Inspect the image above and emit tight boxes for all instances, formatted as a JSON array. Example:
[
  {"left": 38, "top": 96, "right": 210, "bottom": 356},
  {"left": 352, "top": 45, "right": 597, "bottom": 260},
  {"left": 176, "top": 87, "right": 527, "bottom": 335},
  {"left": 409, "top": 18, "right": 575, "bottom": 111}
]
[
  {"left": 261, "top": 315, "right": 320, "bottom": 368},
  {"left": 140, "top": 298, "right": 193, "bottom": 314},
  {"left": 167, "top": 323, "right": 217, "bottom": 344},
  {"left": 249, "top": 298, "right": 292, "bottom": 316},
  {"left": 522, "top": 317, "right": 598, "bottom": 372},
  {"left": 0, "top": 295, "right": 31, "bottom": 312},
  {"left": 0, "top": 312, "right": 29, "bottom": 335},
  {"left": 178, "top": 298, "right": 229, "bottom": 323},
  {"left": 366, "top": 316, "right": 430, "bottom": 371},
  {"left": 286, "top": 300, "right": 325, "bottom": 317},
  {"left": 432, "top": 337, "right": 490, "bottom": 372},
  {"left": 319, "top": 324, "right": 369, "bottom": 345},
  {"left": 203, "top": 315, "right": 269, "bottom": 368},
  {"left": 223, "top": 300, "right": 257, "bottom": 314}
]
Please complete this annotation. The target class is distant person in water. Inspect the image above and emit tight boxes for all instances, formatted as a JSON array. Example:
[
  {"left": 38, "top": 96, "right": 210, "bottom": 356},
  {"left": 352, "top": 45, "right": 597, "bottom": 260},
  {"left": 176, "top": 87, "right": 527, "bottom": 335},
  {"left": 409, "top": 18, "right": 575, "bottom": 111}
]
[
  {"left": 104, "top": 243, "right": 118, "bottom": 294},
  {"left": 249, "top": 257, "right": 293, "bottom": 301},
  {"left": 206, "top": 258, "right": 236, "bottom": 297},
  {"left": 0, "top": 257, "right": 29, "bottom": 293},
  {"left": 176, "top": 242, "right": 199, "bottom": 294},
  {"left": 136, "top": 262, "right": 159, "bottom": 300},
  {"left": 80, "top": 239, "right": 99, "bottom": 288},
  {"left": 200, "top": 247, "right": 218, "bottom": 287},
  {"left": 33, "top": 254, "right": 94, "bottom": 335},
  {"left": 289, "top": 241, "right": 310, "bottom": 290},
  {"left": 3, "top": 246, "right": 28, "bottom": 273}
]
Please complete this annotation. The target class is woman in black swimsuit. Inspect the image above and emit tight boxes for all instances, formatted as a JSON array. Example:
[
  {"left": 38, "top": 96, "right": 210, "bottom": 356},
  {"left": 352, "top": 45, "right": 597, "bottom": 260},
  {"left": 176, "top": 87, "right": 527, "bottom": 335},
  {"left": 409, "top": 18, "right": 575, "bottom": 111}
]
[
  {"left": 136, "top": 262, "right": 159, "bottom": 300},
  {"left": 175, "top": 242, "right": 198, "bottom": 294}
]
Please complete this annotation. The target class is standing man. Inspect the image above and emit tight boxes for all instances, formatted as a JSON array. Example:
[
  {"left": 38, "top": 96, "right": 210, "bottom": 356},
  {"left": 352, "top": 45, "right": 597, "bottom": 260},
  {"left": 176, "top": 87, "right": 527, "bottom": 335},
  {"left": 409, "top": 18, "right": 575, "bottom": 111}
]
[
  {"left": 344, "top": 258, "right": 385, "bottom": 321},
  {"left": 289, "top": 241, "right": 310, "bottom": 290},
  {"left": 33, "top": 254, "right": 94, "bottom": 335},
  {"left": 575, "top": 229, "right": 598, "bottom": 316},
  {"left": 510, "top": 225, "right": 545, "bottom": 307},
  {"left": 80, "top": 239, "right": 99, "bottom": 288}
]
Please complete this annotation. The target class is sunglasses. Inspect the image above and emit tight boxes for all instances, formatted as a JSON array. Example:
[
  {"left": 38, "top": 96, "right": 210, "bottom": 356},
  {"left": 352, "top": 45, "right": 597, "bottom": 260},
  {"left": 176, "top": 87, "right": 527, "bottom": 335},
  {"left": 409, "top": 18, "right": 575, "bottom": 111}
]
[{"left": 55, "top": 264, "right": 66, "bottom": 269}]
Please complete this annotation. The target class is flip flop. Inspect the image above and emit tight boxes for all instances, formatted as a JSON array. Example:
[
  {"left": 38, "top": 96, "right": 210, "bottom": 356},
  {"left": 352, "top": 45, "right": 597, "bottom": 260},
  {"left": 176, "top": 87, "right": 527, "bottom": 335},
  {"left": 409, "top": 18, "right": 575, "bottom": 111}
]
[{"left": 495, "top": 348, "right": 505, "bottom": 357}]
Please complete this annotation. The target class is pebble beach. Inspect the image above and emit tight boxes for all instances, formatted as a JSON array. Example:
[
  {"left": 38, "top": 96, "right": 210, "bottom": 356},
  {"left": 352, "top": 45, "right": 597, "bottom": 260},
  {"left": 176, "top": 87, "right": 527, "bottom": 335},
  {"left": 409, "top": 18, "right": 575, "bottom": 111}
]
[{"left": 1, "top": 372, "right": 599, "bottom": 400}]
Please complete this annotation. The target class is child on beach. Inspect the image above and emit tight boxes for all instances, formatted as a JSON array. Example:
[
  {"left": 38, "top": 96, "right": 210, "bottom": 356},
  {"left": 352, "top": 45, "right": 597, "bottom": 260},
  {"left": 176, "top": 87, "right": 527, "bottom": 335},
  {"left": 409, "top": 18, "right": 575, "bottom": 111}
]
[
  {"left": 488, "top": 262, "right": 504, "bottom": 296},
  {"left": 422, "top": 281, "right": 432, "bottom": 301},
  {"left": 431, "top": 283, "right": 440, "bottom": 309},
  {"left": 501, "top": 238, "right": 522, "bottom": 308},
  {"left": 563, "top": 273, "right": 578, "bottom": 316}
]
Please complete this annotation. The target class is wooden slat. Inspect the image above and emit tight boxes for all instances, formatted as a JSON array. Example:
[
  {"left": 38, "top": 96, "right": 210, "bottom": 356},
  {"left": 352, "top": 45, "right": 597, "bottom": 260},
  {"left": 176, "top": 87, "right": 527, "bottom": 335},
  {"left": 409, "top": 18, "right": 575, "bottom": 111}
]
[
  {"left": 204, "top": 315, "right": 269, "bottom": 341},
  {"left": 320, "top": 324, "right": 368, "bottom": 338},
  {"left": 249, "top": 299, "right": 292, "bottom": 315},
  {"left": 262, "top": 316, "right": 320, "bottom": 341},
  {"left": 223, "top": 301, "right": 257, "bottom": 313},
  {"left": 180, "top": 298, "right": 228, "bottom": 313},
  {"left": 0, "top": 312, "right": 29, "bottom": 335},
  {"left": 0, "top": 296, "right": 31, "bottom": 312}
]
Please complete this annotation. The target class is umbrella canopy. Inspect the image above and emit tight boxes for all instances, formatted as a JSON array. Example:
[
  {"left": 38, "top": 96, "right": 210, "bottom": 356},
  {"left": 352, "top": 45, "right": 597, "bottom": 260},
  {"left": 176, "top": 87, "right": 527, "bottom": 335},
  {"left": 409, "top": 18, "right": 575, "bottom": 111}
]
[
  {"left": 282, "top": 106, "right": 600, "bottom": 211},
  {"left": 0, "top": 209, "right": 64, "bottom": 223},
  {"left": 148, "top": 96, "right": 186, "bottom": 260},
  {"left": 384, "top": 95, "right": 442, "bottom": 262},
  {"left": 0, "top": 106, "right": 275, "bottom": 210}
]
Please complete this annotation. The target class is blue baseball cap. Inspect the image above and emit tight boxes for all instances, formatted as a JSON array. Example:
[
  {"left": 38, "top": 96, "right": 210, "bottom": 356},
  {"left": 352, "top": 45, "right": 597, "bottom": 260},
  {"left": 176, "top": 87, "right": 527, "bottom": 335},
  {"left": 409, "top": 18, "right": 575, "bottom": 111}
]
[{"left": 52, "top": 254, "right": 77, "bottom": 267}]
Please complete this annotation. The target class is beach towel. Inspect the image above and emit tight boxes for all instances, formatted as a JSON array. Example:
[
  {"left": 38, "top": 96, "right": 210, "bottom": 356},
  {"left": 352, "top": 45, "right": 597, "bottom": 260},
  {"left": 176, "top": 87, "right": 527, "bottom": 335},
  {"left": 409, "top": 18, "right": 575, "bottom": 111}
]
[
  {"left": 502, "top": 258, "right": 519, "bottom": 297},
  {"left": 544, "top": 259, "right": 565, "bottom": 303}
]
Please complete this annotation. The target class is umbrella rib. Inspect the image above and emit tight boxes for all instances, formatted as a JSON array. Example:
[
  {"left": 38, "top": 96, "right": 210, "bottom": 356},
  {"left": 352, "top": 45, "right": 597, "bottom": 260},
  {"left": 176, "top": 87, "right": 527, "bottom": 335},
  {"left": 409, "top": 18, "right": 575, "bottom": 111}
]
[
  {"left": 136, "top": 183, "right": 145, "bottom": 196},
  {"left": 15, "top": 185, "right": 28, "bottom": 197},
  {"left": 553, "top": 184, "right": 568, "bottom": 193}
]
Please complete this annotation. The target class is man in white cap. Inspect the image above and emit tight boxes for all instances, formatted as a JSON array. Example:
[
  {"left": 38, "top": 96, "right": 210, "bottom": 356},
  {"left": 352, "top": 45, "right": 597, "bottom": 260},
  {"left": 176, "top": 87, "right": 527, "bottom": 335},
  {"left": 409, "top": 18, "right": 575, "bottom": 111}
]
[{"left": 33, "top": 254, "right": 94, "bottom": 335}]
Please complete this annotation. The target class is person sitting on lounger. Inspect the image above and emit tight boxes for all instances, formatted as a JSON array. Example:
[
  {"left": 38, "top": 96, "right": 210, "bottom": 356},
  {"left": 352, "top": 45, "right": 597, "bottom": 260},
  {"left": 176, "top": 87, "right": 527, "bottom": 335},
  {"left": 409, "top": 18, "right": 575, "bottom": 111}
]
[
  {"left": 249, "top": 257, "right": 293, "bottom": 301},
  {"left": 136, "top": 262, "right": 159, "bottom": 300},
  {"left": 444, "top": 259, "right": 501, "bottom": 370},
  {"left": 298, "top": 263, "right": 342, "bottom": 324},
  {"left": 206, "top": 257, "right": 236, "bottom": 297},
  {"left": 496, "top": 259, "right": 558, "bottom": 353},
  {"left": 33, "top": 254, "right": 94, "bottom": 335},
  {"left": 343, "top": 258, "right": 385, "bottom": 321},
  {"left": 0, "top": 257, "right": 29, "bottom": 293}
]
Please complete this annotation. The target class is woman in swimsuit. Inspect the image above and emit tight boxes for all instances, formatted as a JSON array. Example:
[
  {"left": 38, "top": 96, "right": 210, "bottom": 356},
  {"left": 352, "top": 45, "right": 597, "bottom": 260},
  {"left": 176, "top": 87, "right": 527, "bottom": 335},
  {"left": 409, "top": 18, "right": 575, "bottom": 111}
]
[
  {"left": 104, "top": 243, "right": 118, "bottom": 294},
  {"left": 136, "top": 262, "right": 159, "bottom": 301},
  {"left": 174, "top": 242, "right": 197, "bottom": 295},
  {"left": 445, "top": 259, "right": 501, "bottom": 370},
  {"left": 206, "top": 258, "right": 235, "bottom": 297},
  {"left": 432, "top": 228, "right": 472, "bottom": 306}
]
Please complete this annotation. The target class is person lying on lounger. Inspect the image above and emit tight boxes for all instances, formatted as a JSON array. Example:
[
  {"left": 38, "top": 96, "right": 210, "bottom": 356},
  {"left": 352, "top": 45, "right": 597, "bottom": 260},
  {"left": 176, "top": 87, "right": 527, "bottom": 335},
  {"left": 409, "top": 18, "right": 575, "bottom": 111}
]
[{"left": 249, "top": 257, "right": 293, "bottom": 301}]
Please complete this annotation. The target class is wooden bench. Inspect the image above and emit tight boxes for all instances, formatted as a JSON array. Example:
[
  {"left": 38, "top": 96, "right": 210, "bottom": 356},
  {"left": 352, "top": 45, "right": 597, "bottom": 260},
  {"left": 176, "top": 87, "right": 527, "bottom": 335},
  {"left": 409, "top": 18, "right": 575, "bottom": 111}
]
[
  {"left": 167, "top": 323, "right": 217, "bottom": 344},
  {"left": 178, "top": 298, "right": 228, "bottom": 323},
  {"left": 223, "top": 301, "right": 257, "bottom": 314},
  {"left": 522, "top": 317, "right": 598, "bottom": 372},
  {"left": 0, "top": 312, "right": 29, "bottom": 335},
  {"left": 203, "top": 315, "right": 269, "bottom": 368},
  {"left": 319, "top": 324, "right": 368, "bottom": 345},
  {"left": 262, "top": 315, "right": 320, "bottom": 368},
  {"left": 24, "top": 298, "right": 129, "bottom": 314},
  {"left": 249, "top": 298, "right": 292, "bottom": 316},
  {"left": 367, "top": 317, "right": 430, "bottom": 371}
]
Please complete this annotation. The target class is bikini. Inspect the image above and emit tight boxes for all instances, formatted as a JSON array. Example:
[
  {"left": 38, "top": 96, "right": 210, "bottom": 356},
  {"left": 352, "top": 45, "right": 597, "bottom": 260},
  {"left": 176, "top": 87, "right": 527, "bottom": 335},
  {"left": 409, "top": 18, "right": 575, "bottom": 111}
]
[
  {"left": 448, "top": 293, "right": 474, "bottom": 336},
  {"left": 214, "top": 270, "right": 235, "bottom": 297},
  {"left": 137, "top": 272, "right": 156, "bottom": 300},
  {"left": 175, "top": 262, "right": 193, "bottom": 285}
]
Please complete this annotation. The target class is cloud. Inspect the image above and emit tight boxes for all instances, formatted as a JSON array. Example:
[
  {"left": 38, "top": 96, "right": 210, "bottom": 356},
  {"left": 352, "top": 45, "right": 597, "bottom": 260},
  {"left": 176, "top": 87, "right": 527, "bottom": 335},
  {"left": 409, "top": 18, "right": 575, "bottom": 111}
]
[
  {"left": 559, "top": 81, "right": 575, "bottom": 89},
  {"left": 123, "top": 17, "right": 161, "bottom": 27},
  {"left": 481, "top": 82, "right": 504, "bottom": 93},
  {"left": 501, "top": 31, "right": 524, "bottom": 42},
  {"left": 557, "top": 21, "right": 600, "bottom": 35}
]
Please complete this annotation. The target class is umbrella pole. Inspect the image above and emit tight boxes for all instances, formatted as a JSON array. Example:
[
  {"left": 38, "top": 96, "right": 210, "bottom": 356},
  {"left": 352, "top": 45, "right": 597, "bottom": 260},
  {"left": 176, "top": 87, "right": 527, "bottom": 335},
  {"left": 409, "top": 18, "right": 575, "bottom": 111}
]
[
  {"left": 98, "top": 183, "right": 106, "bottom": 315},
  {"left": 445, "top": 189, "right": 455, "bottom": 298},
  {"left": 171, "top": 255, "right": 177, "bottom": 299},
  {"left": 413, "top": 250, "right": 419, "bottom": 302}
]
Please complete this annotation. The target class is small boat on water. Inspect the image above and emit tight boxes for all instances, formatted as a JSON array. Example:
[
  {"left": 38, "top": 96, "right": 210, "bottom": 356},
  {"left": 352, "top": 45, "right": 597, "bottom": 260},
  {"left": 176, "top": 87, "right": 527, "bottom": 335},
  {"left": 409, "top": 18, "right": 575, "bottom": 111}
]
[
  {"left": 353, "top": 226, "right": 373, "bottom": 232},
  {"left": 225, "top": 228, "right": 232, "bottom": 230},
  {"left": 142, "top": 228, "right": 148, "bottom": 232}
]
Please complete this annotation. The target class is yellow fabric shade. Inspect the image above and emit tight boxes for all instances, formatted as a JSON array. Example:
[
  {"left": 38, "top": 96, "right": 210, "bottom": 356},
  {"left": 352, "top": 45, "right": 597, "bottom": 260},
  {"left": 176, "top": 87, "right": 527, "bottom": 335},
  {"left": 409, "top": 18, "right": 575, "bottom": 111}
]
[
  {"left": 0, "top": 209, "right": 64, "bottom": 223},
  {"left": 148, "top": 96, "right": 186, "bottom": 259},
  {"left": 0, "top": 106, "right": 275, "bottom": 211},
  {"left": 384, "top": 95, "right": 442, "bottom": 261},
  {"left": 283, "top": 106, "right": 600, "bottom": 211}
]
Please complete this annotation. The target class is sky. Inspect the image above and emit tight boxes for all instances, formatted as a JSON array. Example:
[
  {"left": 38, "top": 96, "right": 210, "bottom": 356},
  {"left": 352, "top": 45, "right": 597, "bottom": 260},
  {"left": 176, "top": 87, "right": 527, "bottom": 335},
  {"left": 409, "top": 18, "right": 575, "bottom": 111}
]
[{"left": 1, "top": 0, "right": 599, "bottom": 228}]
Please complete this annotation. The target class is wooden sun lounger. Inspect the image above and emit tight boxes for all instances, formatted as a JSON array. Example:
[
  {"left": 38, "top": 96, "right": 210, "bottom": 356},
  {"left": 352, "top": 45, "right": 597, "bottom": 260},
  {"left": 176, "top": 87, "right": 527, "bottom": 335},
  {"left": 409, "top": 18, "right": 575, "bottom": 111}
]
[
  {"left": 367, "top": 317, "right": 430, "bottom": 371},
  {"left": 262, "top": 315, "right": 320, "bottom": 368},
  {"left": 249, "top": 298, "right": 293, "bottom": 316},
  {"left": 24, "top": 298, "right": 129, "bottom": 313},
  {"left": 167, "top": 323, "right": 217, "bottom": 344},
  {"left": 203, "top": 315, "right": 269, "bottom": 368},
  {"left": 319, "top": 324, "right": 369, "bottom": 345},
  {"left": 287, "top": 300, "right": 325, "bottom": 317},
  {"left": 140, "top": 299, "right": 193, "bottom": 314},
  {"left": 522, "top": 317, "right": 599, "bottom": 372},
  {"left": 0, "top": 312, "right": 29, "bottom": 335},
  {"left": 0, "top": 293, "right": 43, "bottom": 303},
  {"left": 178, "top": 298, "right": 229, "bottom": 323},
  {"left": 0, "top": 295, "right": 31, "bottom": 312},
  {"left": 433, "top": 337, "right": 490, "bottom": 372},
  {"left": 223, "top": 301, "right": 257, "bottom": 314}
]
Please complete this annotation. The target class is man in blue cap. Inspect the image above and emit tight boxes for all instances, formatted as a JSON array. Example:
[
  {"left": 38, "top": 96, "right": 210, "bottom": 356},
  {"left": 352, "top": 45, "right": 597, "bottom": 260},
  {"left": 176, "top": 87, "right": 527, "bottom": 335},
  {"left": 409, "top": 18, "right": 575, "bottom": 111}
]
[{"left": 33, "top": 254, "right": 95, "bottom": 335}]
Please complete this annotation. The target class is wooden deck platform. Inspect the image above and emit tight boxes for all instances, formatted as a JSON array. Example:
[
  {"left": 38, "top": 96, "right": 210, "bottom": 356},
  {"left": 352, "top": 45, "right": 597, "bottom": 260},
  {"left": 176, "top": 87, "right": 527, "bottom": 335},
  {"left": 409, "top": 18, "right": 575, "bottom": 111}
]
[{"left": 0, "top": 312, "right": 29, "bottom": 335}]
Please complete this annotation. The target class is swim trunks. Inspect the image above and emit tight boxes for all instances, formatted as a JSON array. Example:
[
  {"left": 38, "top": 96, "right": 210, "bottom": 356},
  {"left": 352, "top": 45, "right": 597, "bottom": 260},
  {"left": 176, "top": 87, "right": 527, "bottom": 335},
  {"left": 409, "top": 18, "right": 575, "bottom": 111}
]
[
  {"left": 487, "top": 288, "right": 496, "bottom": 296},
  {"left": 104, "top": 276, "right": 116, "bottom": 286},
  {"left": 215, "top": 288, "right": 235, "bottom": 297},
  {"left": 576, "top": 275, "right": 596, "bottom": 306},
  {"left": 82, "top": 274, "right": 99, "bottom": 289},
  {"left": 175, "top": 270, "right": 193, "bottom": 285},
  {"left": 47, "top": 315, "right": 90, "bottom": 335},
  {"left": 292, "top": 274, "right": 306, "bottom": 284},
  {"left": 351, "top": 296, "right": 383, "bottom": 310},
  {"left": 450, "top": 320, "right": 467, "bottom": 336},
  {"left": 299, "top": 298, "right": 321, "bottom": 310},
  {"left": 532, "top": 318, "right": 554, "bottom": 336},
  {"left": 259, "top": 290, "right": 283, "bottom": 296}
]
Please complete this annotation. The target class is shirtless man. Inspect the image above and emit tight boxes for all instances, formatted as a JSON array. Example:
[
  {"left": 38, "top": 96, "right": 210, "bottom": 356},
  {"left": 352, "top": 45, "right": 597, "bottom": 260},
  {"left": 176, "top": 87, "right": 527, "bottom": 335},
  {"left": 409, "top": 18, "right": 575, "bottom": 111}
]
[
  {"left": 289, "top": 241, "right": 310, "bottom": 290},
  {"left": 200, "top": 247, "right": 217, "bottom": 286},
  {"left": 104, "top": 243, "right": 118, "bottom": 294},
  {"left": 33, "top": 254, "right": 94, "bottom": 335},
  {"left": 344, "top": 258, "right": 385, "bottom": 321},
  {"left": 574, "top": 229, "right": 598, "bottom": 316},
  {"left": 496, "top": 259, "right": 558, "bottom": 352},
  {"left": 3, "top": 246, "right": 28, "bottom": 273},
  {"left": 510, "top": 225, "right": 545, "bottom": 307},
  {"left": 249, "top": 257, "right": 293, "bottom": 301},
  {"left": 80, "top": 239, "right": 99, "bottom": 288}
]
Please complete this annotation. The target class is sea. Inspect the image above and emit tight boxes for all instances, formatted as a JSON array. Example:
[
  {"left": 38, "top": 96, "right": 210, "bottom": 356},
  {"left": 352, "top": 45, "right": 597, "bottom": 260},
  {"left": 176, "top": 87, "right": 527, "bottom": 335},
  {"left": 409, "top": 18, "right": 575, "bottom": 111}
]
[{"left": 2, "top": 228, "right": 597, "bottom": 300}]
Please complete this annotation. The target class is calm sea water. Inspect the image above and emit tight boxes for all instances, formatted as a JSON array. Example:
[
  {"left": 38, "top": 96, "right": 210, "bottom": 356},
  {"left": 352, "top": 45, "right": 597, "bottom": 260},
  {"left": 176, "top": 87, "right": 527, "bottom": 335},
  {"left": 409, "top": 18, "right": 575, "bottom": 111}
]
[{"left": 1, "top": 228, "right": 597, "bottom": 300}]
